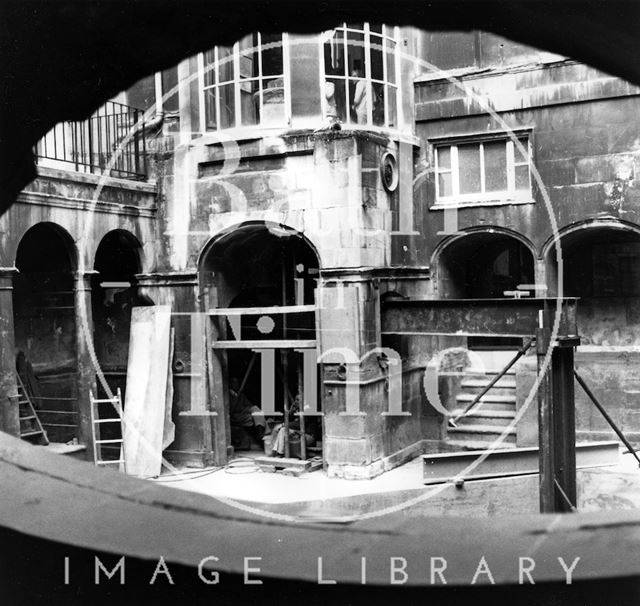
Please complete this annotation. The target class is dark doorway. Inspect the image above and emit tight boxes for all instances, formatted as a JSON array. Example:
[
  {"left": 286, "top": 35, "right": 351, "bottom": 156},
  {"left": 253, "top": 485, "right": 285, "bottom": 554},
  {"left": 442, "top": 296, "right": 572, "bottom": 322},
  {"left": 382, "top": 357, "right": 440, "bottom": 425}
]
[
  {"left": 13, "top": 223, "right": 78, "bottom": 443},
  {"left": 91, "top": 229, "right": 144, "bottom": 406},
  {"left": 200, "top": 222, "right": 321, "bottom": 457},
  {"left": 438, "top": 232, "right": 535, "bottom": 349},
  {"left": 549, "top": 226, "right": 640, "bottom": 346}
]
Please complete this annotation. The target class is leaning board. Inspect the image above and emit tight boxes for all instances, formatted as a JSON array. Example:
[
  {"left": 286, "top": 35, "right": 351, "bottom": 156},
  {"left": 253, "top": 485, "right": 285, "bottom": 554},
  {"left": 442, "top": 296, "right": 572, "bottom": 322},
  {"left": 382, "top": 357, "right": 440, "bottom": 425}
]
[{"left": 123, "top": 306, "right": 172, "bottom": 478}]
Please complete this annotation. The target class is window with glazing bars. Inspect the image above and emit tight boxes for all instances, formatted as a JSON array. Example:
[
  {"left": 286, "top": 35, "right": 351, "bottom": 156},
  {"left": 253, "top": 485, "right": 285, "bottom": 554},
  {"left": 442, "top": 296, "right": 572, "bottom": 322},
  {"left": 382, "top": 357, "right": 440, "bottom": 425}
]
[
  {"left": 201, "top": 33, "right": 288, "bottom": 130},
  {"left": 322, "top": 23, "right": 399, "bottom": 128},
  {"left": 435, "top": 135, "right": 532, "bottom": 204}
]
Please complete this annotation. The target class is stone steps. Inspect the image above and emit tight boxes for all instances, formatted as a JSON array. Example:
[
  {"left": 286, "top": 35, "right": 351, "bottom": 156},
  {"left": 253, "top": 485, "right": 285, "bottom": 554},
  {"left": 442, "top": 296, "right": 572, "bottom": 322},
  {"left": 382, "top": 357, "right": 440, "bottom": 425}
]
[
  {"left": 447, "top": 351, "right": 519, "bottom": 449},
  {"left": 455, "top": 393, "right": 517, "bottom": 413},
  {"left": 452, "top": 409, "right": 516, "bottom": 428},
  {"left": 466, "top": 368, "right": 516, "bottom": 377},
  {"left": 445, "top": 438, "right": 515, "bottom": 451},
  {"left": 460, "top": 377, "right": 516, "bottom": 396},
  {"left": 448, "top": 424, "right": 517, "bottom": 444}
]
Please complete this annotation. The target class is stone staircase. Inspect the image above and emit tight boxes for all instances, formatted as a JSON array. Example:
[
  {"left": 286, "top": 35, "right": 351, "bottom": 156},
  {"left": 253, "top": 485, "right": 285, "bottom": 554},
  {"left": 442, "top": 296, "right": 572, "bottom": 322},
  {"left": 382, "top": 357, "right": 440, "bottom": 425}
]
[{"left": 447, "top": 351, "right": 518, "bottom": 449}]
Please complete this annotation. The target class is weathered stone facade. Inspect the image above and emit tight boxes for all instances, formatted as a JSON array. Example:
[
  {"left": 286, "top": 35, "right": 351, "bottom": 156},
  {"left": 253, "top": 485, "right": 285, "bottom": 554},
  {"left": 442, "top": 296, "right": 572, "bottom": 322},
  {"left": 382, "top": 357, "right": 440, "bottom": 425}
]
[
  {"left": 416, "top": 31, "right": 640, "bottom": 447},
  {"left": 3, "top": 28, "right": 640, "bottom": 477}
]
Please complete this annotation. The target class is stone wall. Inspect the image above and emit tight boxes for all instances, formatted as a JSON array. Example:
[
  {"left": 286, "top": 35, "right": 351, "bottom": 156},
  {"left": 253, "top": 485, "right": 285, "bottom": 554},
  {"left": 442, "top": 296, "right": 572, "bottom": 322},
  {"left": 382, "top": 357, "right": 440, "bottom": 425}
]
[
  {"left": 515, "top": 347, "right": 640, "bottom": 446},
  {"left": 150, "top": 129, "right": 401, "bottom": 274},
  {"left": 0, "top": 165, "right": 157, "bottom": 456}
]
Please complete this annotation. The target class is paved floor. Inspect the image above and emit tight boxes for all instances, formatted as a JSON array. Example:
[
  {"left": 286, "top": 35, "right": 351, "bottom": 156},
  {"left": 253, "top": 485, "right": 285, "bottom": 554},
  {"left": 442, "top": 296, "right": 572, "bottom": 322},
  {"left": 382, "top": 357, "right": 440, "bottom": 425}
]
[
  {"left": 149, "top": 447, "right": 640, "bottom": 519},
  {"left": 152, "top": 450, "right": 426, "bottom": 504}
]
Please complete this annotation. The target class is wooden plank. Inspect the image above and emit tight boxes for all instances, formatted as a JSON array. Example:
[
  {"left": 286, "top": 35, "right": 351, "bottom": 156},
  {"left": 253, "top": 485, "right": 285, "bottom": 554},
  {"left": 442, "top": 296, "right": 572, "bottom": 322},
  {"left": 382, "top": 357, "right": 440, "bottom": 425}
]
[
  {"left": 122, "top": 306, "right": 172, "bottom": 478},
  {"left": 211, "top": 339, "right": 316, "bottom": 349},
  {"left": 39, "top": 442, "right": 86, "bottom": 456},
  {"left": 162, "top": 328, "right": 176, "bottom": 450},
  {"left": 205, "top": 304, "right": 316, "bottom": 316},
  {"left": 537, "top": 325, "right": 555, "bottom": 513},
  {"left": 253, "top": 456, "right": 313, "bottom": 470},
  {"left": 205, "top": 309, "right": 230, "bottom": 466}
]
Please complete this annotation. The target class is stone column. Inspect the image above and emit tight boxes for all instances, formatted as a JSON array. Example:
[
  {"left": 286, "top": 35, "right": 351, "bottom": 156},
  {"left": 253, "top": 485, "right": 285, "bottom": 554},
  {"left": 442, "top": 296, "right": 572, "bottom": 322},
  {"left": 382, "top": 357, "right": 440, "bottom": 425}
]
[
  {"left": 317, "top": 269, "right": 388, "bottom": 479},
  {"left": 535, "top": 258, "right": 549, "bottom": 297},
  {"left": 0, "top": 268, "right": 19, "bottom": 436},
  {"left": 74, "top": 270, "right": 98, "bottom": 461}
]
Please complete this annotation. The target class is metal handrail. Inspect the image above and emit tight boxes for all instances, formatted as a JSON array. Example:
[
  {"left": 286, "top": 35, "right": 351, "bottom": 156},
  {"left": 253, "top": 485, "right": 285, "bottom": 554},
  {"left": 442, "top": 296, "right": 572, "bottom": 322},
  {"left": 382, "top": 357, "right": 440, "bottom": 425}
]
[
  {"left": 35, "top": 100, "right": 147, "bottom": 180},
  {"left": 449, "top": 338, "right": 534, "bottom": 426},
  {"left": 574, "top": 369, "right": 640, "bottom": 468}
]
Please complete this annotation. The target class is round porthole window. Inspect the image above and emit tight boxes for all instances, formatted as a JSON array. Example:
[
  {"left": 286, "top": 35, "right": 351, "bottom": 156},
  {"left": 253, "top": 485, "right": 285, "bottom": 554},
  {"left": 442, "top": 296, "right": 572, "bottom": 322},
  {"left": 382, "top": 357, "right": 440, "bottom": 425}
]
[{"left": 380, "top": 151, "right": 399, "bottom": 192}]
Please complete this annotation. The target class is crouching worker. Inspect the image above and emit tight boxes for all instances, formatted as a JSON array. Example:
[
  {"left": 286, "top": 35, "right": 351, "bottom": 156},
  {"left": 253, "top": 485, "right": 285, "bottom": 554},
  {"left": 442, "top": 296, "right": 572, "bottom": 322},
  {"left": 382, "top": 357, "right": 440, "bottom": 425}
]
[
  {"left": 229, "top": 377, "right": 266, "bottom": 450},
  {"left": 270, "top": 395, "right": 316, "bottom": 458}
]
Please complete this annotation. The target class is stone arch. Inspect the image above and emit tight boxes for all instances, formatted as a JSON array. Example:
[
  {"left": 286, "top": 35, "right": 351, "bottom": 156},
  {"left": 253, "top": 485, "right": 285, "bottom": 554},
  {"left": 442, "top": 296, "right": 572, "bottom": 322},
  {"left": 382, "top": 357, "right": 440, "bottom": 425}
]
[
  {"left": 432, "top": 227, "right": 536, "bottom": 351},
  {"left": 14, "top": 221, "right": 78, "bottom": 272},
  {"left": 544, "top": 218, "right": 640, "bottom": 346},
  {"left": 540, "top": 218, "right": 640, "bottom": 261},
  {"left": 90, "top": 229, "right": 147, "bottom": 406},
  {"left": 198, "top": 220, "right": 322, "bottom": 456},
  {"left": 13, "top": 222, "right": 80, "bottom": 443},
  {"left": 431, "top": 227, "right": 536, "bottom": 300}
]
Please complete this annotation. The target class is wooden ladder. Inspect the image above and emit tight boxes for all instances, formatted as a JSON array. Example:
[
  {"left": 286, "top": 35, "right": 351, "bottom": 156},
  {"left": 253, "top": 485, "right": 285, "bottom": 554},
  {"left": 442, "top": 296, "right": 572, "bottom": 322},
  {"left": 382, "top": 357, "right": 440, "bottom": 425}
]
[
  {"left": 16, "top": 375, "right": 49, "bottom": 445},
  {"left": 89, "top": 389, "right": 126, "bottom": 472}
]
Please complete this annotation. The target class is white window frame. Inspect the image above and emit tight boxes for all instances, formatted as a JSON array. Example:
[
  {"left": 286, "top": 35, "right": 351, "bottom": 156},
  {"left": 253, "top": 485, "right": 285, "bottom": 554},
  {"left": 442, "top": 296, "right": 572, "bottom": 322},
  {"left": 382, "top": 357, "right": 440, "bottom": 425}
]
[
  {"left": 433, "top": 132, "right": 533, "bottom": 208},
  {"left": 197, "top": 33, "right": 291, "bottom": 134},
  {"left": 319, "top": 23, "right": 401, "bottom": 131}
]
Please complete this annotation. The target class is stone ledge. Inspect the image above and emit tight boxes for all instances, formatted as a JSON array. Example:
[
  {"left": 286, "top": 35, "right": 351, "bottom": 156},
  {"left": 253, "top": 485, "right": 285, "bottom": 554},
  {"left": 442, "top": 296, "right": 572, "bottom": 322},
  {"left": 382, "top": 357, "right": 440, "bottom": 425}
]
[
  {"left": 18, "top": 190, "right": 157, "bottom": 218},
  {"left": 36, "top": 165, "right": 157, "bottom": 193}
]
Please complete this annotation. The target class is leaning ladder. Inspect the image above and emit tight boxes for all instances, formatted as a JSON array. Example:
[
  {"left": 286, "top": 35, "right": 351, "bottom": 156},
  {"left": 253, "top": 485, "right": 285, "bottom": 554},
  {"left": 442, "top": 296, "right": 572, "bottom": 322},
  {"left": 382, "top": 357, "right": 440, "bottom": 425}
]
[
  {"left": 89, "top": 389, "right": 126, "bottom": 472},
  {"left": 16, "top": 374, "right": 49, "bottom": 445}
]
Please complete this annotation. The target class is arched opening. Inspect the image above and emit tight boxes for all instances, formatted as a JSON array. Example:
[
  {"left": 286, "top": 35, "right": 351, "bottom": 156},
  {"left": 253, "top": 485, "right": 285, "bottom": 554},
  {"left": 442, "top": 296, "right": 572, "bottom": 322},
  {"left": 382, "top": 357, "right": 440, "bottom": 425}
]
[
  {"left": 91, "top": 230, "right": 145, "bottom": 400},
  {"left": 437, "top": 231, "right": 534, "bottom": 299},
  {"left": 436, "top": 231, "right": 535, "bottom": 351},
  {"left": 13, "top": 223, "right": 78, "bottom": 443},
  {"left": 546, "top": 224, "right": 640, "bottom": 444},
  {"left": 548, "top": 225, "right": 640, "bottom": 346},
  {"left": 199, "top": 222, "right": 321, "bottom": 459}
]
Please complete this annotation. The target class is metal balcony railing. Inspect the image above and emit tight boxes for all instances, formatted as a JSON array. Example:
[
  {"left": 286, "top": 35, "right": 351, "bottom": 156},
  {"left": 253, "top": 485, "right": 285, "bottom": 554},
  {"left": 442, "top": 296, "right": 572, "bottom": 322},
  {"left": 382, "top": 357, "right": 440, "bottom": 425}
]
[{"left": 35, "top": 101, "right": 147, "bottom": 181}]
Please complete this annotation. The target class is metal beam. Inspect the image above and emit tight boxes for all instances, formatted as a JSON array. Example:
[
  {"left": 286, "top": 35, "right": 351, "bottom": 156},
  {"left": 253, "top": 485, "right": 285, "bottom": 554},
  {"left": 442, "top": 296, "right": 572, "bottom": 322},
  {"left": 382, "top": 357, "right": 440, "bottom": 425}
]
[
  {"left": 423, "top": 441, "right": 619, "bottom": 485},
  {"left": 381, "top": 297, "right": 581, "bottom": 514},
  {"left": 381, "top": 298, "right": 578, "bottom": 338},
  {"left": 538, "top": 331, "right": 578, "bottom": 513}
]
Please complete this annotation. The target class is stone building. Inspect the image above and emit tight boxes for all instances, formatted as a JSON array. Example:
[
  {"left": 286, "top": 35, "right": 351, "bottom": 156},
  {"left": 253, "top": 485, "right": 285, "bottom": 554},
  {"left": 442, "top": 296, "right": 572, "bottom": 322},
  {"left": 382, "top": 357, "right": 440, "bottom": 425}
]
[
  {"left": 1, "top": 25, "right": 639, "bottom": 478},
  {"left": 415, "top": 32, "right": 640, "bottom": 448}
]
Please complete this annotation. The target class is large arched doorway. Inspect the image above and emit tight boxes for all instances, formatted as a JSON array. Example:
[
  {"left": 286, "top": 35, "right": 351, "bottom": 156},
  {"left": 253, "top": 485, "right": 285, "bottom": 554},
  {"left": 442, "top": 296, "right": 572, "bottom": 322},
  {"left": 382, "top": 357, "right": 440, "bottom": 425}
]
[
  {"left": 547, "top": 224, "right": 640, "bottom": 346},
  {"left": 90, "top": 230, "right": 145, "bottom": 460},
  {"left": 13, "top": 223, "right": 78, "bottom": 443},
  {"left": 436, "top": 231, "right": 535, "bottom": 299},
  {"left": 91, "top": 229, "right": 145, "bottom": 397},
  {"left": 546, "top": 223, "right": 640, "bottom": 443},
  {"left": 434, "top": 230, "right": 536, "bottom": 447},
  {"left": 436, "top": 231, "right": 535, "bottom": 350},
  {"left": 199, "top": 222, "right": 321, "bottom": 459}
]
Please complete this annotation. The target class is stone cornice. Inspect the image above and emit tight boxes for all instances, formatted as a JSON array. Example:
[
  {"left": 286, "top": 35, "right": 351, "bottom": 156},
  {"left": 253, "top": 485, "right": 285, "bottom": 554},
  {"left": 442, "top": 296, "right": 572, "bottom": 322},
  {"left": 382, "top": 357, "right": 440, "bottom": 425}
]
[
  {"left": 17, "top": 190, "right": 157, "bottom": 219},
  {"left": 35, "top": 165, "right": 157, "bottom": 193}
]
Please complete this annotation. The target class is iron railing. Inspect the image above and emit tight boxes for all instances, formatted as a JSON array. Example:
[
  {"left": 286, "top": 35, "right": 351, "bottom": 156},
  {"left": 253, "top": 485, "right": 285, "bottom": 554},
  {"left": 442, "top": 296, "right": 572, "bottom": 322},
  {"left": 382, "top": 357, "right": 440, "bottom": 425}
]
[{"left": 35, "top": 100, "right": 147, "bottom": 180}]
